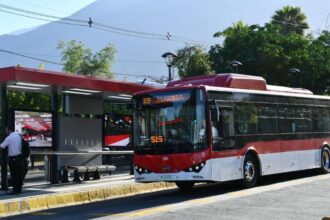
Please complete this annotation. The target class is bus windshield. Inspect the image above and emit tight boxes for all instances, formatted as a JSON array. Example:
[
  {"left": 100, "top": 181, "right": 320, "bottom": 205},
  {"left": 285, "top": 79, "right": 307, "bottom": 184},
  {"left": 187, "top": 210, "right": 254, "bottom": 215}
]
[{"left": 133, "top": 89, "right": 207, "bottom": 154}]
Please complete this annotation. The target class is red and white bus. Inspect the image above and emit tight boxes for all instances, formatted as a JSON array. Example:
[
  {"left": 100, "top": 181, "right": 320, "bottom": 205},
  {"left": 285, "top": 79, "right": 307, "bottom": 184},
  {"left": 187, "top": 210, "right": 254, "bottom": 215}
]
[{"left": 132, "top": 73, "right": 330, "bottom": 190}]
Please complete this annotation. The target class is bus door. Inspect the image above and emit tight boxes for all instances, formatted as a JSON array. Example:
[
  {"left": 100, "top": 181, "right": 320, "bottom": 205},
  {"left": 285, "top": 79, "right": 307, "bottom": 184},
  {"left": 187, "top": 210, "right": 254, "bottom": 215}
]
[{"left": 211, "top": 105, "right": 236, "bottom": 151}]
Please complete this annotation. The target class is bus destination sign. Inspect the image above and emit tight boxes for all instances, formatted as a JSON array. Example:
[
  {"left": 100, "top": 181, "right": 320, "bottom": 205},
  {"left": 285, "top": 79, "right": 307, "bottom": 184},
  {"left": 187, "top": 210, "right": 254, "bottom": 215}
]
[{"left": 143, "top": 94, "right": 190, "bottom": 106}]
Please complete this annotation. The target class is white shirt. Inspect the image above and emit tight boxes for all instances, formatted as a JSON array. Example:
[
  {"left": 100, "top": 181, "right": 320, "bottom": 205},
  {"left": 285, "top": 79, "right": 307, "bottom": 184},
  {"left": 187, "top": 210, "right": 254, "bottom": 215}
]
[
  {"left": 199, "top": 126, "right": 219, "bottom": 138},
  {"left": 0, "top": 132, "right": 22, "bottom": 156}
]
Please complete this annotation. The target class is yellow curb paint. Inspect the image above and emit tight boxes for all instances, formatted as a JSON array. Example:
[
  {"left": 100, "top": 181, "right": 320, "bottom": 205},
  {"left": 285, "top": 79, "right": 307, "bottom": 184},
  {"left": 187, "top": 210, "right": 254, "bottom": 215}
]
[
  {"left": 62, "top": 194, "right": 75, "bottom": 205},
  {"left": 0, "top": 180, "right": 176, "bottom": 217},
  {"left": 46, "top": 196, "right": 57, "bottom": 208},
  {"left": 80, "top": 191, "right": 90, "bottom": 203},
  {"left": 89, "top": 189, "right": 105, "bottom": 201},
  {"left": 28, "top": 197, "right": 48, "bottom": 211},
  {"left": 19, "top": 200, "right": 30, "bottom": 213},
  {"left": 72, "top": 192, "right": 83, "bottom": 203},
  {"left": 0, "top": 203, "right": 8, "bottom": 217},
  {"left": 7, "top": 202, "right": 19, "bottom": 215},
  {"left": 54, "top": 195, "right": 65, "bottom": 206}
]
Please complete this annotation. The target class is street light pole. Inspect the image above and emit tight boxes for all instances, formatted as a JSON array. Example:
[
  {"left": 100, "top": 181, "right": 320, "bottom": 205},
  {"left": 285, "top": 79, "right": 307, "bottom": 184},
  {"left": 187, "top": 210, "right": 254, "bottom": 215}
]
[
  {"left": 162, "top": 52, "right": 177, "bottom": 82},
  {"left": 230, "top": 60, "right": 243, "bottom": 73},
  {"left": 288, "top": 68, "right": 301, "bottom": 87}
]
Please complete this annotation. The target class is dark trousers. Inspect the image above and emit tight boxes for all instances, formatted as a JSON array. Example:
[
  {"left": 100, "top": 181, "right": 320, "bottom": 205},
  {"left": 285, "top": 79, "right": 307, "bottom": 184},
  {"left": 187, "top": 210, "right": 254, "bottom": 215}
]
[{"left": 8, "top": 156, "right": 26, "bottom": 193}]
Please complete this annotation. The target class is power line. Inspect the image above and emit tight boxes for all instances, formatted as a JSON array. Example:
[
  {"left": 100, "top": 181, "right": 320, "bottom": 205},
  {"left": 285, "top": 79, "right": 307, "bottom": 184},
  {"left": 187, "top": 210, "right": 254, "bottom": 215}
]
[
  {"left": 0, "top": 48, "right": 63, "bottom": 65},
  {"left": 0, "top": 3, "right": 165, "bottom": 38},
  {"left": 91, "top": 26, "right": 167, "bottom": 41},
  {"left": 0, "top": 9, "right": 88, "bottom": 27},
  {"left": 0, "top": 3, "right": 85, "bottom": 23},
  {"left": 0, "top": 48, "right": 165, "bottom": 80},
  {"left": 93, "top": 21, "right": 165, "bottom": 38},
  {"left": 11, "top": 0, "right": 77, "bottom": 16},
  {"left": 14, "top": 52, "right": 163, "bottom": 64},
  {"left": 0, "top": 3, "right": 213, "bottom": 45},
  {"left": 115, "top": 59, "right": 162, "bottom": 64}
]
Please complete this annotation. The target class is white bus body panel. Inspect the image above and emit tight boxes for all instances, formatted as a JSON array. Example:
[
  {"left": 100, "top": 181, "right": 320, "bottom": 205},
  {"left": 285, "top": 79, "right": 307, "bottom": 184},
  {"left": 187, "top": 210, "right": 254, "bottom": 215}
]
[
  {"left": 210, "top": 157, "right": 243, "bottom": 181},
  {"left": 135, "top": 149, "right": 322, "bottom": 183},
  {"left": 135, "top": 161, "right": 213, "bottom": 182}
]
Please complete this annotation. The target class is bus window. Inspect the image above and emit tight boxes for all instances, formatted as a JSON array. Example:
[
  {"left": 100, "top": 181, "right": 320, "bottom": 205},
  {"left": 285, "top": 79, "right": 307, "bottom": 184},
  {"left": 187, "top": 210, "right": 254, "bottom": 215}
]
[
  {"left": 235, "top": 104, "right": 257, "bottom": 134},
  {"left": 278, "top": 107, "right": 295, "bottom": 133},
  {"left": 295, "top": 107, "right": 312, "bottom": 132},
  {"left": 313, "top": 109, "right": 328, "bottom": 132},
  {"left": 212, "top": 107, "right": 236, "bottom": 151},
  {"left": 258, "top": 106, "right": 278, "bottom": 133},
  {"left": 221, "top": 109, "right": 235, "bottom": 138}
]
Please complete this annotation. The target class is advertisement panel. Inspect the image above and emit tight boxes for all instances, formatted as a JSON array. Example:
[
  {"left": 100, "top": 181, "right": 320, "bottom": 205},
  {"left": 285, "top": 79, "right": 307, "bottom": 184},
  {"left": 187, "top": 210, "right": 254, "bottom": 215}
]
[{"left": 14, "top": 110, "right": 53, "bottom": 148}]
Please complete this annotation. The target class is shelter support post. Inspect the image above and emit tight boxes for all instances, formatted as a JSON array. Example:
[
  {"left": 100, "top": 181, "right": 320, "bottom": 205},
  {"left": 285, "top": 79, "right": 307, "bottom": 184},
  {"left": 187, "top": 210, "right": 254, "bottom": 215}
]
[
  {"left": 0, "top": 84, "right": 8, "bottom": 190},
  {"left": 50, "top": 88, "right": 58, "bottom": 184}
]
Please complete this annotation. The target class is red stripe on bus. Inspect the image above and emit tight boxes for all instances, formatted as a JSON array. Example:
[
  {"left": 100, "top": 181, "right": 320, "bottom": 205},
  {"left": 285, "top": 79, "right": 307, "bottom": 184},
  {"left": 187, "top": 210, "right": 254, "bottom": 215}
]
[{"left": 134, "top": 138, "right": 330, "bottom": 173}]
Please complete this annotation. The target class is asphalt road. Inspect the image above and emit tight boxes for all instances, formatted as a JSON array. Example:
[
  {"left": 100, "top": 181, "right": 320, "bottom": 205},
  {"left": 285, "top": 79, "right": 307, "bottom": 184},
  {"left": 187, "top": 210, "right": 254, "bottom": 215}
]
[{"left": 6, "top": 170, "right": 330, "bottom": 220}]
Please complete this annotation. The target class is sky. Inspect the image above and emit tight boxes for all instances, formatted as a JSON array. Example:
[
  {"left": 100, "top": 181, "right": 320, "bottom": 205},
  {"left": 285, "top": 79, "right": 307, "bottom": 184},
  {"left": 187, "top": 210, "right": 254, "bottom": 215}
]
[
  {"left": 0, "top": 0, "right": 96, "bottom": 35},
  {"left": 0, "top": 0, "right": 330, "bottom": 36},
  {"left": 0, "top": 0, "right": 330, "bottom": 82}
]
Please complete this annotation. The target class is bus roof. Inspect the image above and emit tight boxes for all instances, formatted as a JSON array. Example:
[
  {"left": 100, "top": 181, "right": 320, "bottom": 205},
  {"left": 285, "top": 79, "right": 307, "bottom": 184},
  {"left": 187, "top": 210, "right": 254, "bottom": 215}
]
[
  {"left": 134, "top": 73, "right": 330, "bottom": 101},
  {"left": 167, "top": 73, "right": 313, "bottom": 95}
]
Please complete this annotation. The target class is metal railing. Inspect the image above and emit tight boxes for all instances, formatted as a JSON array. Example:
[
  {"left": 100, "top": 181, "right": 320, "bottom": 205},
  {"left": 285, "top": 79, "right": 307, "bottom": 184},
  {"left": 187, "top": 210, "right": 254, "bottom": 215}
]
[
  {"left": 30, "top": 150, "right": 134, "bottom": 155},
  {"left": 1, "top": 150, "right": 134, "bottom": 190}
]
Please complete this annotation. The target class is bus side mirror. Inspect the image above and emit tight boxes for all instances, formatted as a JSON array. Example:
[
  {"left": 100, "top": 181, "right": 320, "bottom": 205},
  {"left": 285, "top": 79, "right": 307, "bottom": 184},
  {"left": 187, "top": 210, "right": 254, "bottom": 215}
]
[{"left": 211, "top": 107, "right": 219, "bottom": 122}]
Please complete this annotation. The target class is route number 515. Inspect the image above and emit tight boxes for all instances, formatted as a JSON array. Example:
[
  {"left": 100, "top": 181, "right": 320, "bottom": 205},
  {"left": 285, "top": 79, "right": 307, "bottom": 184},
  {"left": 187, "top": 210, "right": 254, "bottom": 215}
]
[{"left": 151, "top": 136, "right": 164, "bottom": 143}]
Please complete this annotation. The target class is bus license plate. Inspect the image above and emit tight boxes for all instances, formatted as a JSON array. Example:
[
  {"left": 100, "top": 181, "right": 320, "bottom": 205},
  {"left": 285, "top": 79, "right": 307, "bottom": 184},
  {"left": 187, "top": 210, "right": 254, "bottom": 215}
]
[{"left": 160, "top": 175, "right": 175, "bottom": 181}]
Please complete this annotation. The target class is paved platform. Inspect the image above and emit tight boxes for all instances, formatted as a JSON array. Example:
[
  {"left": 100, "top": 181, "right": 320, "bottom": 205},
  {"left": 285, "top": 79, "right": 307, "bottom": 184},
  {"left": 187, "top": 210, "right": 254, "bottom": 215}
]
[{"left": 0, "top": 161, "right": 175, "bottom": 218}]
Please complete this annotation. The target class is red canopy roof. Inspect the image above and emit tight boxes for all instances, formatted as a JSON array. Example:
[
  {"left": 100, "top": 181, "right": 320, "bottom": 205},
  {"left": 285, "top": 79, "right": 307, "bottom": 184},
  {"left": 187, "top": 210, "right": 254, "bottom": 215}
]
[{"left": 0, "top": 66, "right": 154, "bottom": 94}]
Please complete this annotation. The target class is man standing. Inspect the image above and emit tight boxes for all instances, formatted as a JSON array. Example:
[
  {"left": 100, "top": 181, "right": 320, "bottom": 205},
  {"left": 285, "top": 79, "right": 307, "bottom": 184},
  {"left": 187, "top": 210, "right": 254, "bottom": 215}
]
[{"left": 0, "top": 126, "right": 25, "bottom": 194}]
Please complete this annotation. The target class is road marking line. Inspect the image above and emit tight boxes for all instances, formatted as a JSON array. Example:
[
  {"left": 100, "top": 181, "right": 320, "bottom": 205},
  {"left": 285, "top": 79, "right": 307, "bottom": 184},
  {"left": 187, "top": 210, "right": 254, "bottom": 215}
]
[
  {"left": 91, "top": 213, "right": 116, "bottom": 216},
  {"left": 187, "top": 197, "right": 216, "bottom": 205},
  {"left": 110, "top": 206, "right": 173, "bottom": 217},
  {"left": 30, "top": 212, "right": 56, "bottom": 215},
  {"left": 106, "top": 174, "right": 330, "bottom": 218}
]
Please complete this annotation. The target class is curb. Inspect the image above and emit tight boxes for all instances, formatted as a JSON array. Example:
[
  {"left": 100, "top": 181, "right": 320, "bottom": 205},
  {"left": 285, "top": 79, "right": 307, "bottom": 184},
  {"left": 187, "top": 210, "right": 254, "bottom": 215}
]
[{"left": 0, "top": 182, "right": 176, "bottom": 217}]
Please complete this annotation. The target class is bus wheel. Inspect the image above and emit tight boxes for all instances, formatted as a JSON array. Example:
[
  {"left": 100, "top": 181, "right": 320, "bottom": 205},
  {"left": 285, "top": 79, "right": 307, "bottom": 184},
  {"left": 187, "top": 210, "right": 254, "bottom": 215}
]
[
  {"left": 176, "top": 181, "right": 195, "bottom": 192},
  {"left": 321, "top": 147, "right": 330, "bottom": 174},
  {"left": 242, "top": 154, "right": 259, "bottom": 188}
]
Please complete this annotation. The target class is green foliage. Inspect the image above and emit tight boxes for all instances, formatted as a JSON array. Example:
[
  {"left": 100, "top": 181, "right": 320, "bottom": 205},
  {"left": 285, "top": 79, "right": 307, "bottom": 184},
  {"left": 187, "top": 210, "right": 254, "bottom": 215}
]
[
  {"left": 173, "top": 45, "right": 212, "bottom": 78},
  {"left": 7, "top": 91, "right": 51, "bottom": 110},
  {"left": 104, "top": 102, "right": 131, "bottom": 115},
  {"left": 57, "top": 40, "right": 116, "bottom": 78},
  {"left": 209, "top": 16, "right": 330, "bottom": 94},
  {"left": 271, "top": 6, "right": 309, "bottom": 35}
]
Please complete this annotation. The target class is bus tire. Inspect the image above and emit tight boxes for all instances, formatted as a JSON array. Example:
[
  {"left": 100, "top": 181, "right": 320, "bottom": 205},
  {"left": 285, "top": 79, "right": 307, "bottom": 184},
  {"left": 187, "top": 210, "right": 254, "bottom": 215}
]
[
  {"left": 320, "top": 147, "right": 330, "bottom": 174},
  {"left": 176, "top": 181, "right": 195, "bottom": 192},
  {"left": 242, "top": 154, "right": 259, "bottom": 188}
]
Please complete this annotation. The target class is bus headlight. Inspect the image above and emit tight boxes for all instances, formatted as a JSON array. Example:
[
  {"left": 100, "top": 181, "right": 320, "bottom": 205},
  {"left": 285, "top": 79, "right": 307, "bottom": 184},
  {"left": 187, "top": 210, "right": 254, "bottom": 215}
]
[
  {"left": 184, "top": 162, "right": 206, "bottom": 173},
  {"left": 134, "top": 165, "right": 151, "bottom": 174}
]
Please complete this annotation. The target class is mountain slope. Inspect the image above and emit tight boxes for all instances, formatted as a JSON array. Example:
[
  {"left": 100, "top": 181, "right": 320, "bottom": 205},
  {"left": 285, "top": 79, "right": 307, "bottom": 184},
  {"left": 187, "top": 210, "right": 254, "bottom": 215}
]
[{"left": 0, "top": 0, "right": 327, "bottom": 81}]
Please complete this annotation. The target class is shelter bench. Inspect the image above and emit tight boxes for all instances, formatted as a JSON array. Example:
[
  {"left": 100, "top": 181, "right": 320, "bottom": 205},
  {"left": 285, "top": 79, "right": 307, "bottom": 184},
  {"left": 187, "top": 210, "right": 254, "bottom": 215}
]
[{"left": 61, "top": 165, "right": 116, "bottom": 183}]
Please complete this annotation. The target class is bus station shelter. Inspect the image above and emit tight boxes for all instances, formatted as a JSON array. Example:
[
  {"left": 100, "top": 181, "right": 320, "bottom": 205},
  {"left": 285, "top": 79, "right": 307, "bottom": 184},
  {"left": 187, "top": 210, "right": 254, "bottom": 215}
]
[{"left": 0, "top": 66, "right": 154, "bottom": 189}]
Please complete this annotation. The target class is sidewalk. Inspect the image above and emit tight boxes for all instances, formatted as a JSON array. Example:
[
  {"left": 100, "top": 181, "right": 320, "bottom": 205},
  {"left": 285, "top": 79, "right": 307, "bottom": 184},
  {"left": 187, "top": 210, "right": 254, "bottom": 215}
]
[{"left": 0, "top": 166, "right": 175, "bottom": 217}]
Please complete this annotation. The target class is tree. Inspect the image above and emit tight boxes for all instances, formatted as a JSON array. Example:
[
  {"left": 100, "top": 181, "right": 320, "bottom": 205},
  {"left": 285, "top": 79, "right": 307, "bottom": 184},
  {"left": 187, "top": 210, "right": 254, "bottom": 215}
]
[
  {"left": 8, "top": 91, "right": 51, "bottom": 110},
  {"left": 302, "top": 31, "right": 330, "bottom": 94},
  {"left": 57, "top": 40, "right": 116, "bottom": 78},
  {"left": 271, "top": 6, "right": 309, "bottom": 35},
  {"left": 173, "top": 45, "right": 212, "bottom": 78},
  {"left": 208, "top": 7, "right": 330, "bottom": 94}
]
